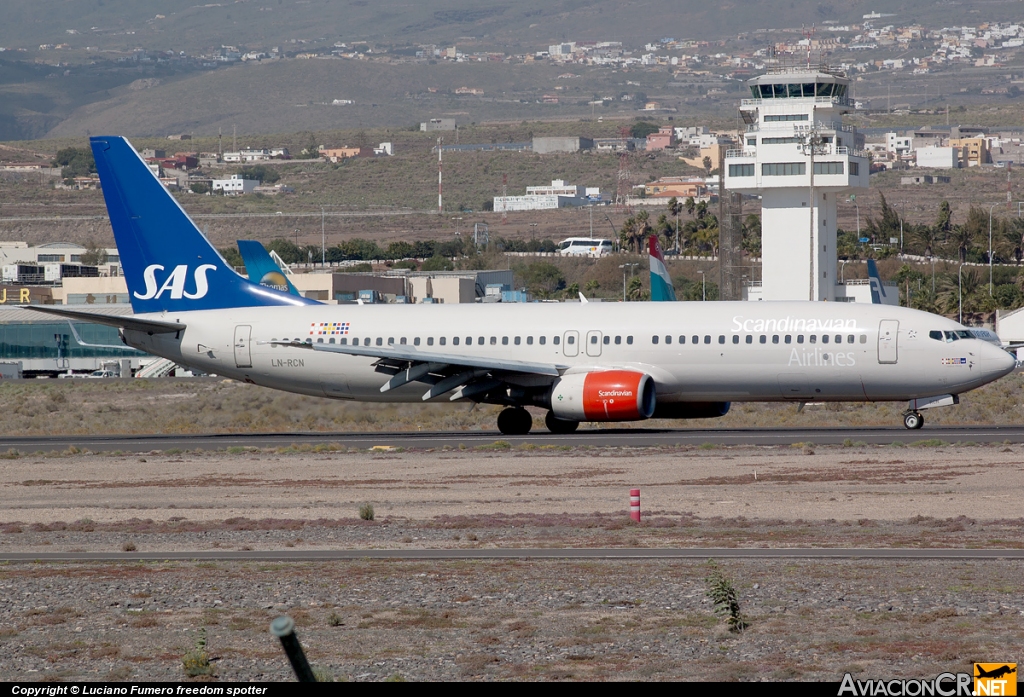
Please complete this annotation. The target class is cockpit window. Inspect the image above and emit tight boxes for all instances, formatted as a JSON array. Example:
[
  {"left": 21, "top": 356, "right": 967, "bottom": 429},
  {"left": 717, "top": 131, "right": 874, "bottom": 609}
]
[
  {"left": 943, "top": 331, "right": 959, "bottom": 342},
  {"left": 929, "top": 331, "right": 943, "bottom": 341},
  {"left": 956, "top": 331, "right": 972, "bottom": 339}
]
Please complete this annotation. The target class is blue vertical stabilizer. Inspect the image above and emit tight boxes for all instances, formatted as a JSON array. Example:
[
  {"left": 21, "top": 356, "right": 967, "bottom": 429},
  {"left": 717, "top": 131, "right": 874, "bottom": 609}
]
[
  {"left": 237, "top": 240, "right": 304, "bottom": 298},
  {"left": 89, "top": 136, "right": 317, "bottom": 313},
  {"left": 867, "top": 259, "right": 887, "bottom": 305}
]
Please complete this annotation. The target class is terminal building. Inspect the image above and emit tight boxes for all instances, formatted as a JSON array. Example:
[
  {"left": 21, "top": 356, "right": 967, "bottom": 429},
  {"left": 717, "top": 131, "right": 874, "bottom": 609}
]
[{"left": 723, "top": 66, "right": 890, "bottom": 304}]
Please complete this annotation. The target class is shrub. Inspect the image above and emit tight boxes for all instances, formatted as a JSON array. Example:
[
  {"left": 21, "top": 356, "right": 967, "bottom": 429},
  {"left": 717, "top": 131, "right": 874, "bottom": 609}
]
[
  {"left": 705, "top": 566, "right": 748, "bottom": 632},
  {"left": 359, "top": 503, "right": 375, "bottom": 521},
  {"left": 182, "top": 627, "right": 213, "bottom": 677}
]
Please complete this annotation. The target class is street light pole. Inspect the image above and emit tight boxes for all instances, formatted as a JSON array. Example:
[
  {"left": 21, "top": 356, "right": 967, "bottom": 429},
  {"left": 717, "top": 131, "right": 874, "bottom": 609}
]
[
  {"left": 618, "top": 263, "right": 637, "bottom": 301},
  {"left": 988, "top": 203, "right": 998, "bottom": 296},
  {"left": 321, "top": 206, "right": 326, "bottom": 267},
  {"left": 698, "top": 269, "right": 706, "bottom": 301}
]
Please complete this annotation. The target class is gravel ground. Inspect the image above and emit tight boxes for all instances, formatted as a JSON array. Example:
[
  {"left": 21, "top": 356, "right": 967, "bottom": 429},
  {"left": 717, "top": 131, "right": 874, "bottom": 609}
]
[{"left": 0, "top": 444, "right": 1022, "bottom": 682}]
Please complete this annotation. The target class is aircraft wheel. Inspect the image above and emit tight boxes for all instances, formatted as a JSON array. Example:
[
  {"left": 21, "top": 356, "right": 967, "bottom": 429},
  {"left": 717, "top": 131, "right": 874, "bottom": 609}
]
[
  {"left": 545, "top": 411, "right": 580, "bottom": 434},
  {"left": 497, "top": 407, "right": 533, "bottom": 436},
  {"left": 903, "top": 411, "right": 924, "bottom": 430}
]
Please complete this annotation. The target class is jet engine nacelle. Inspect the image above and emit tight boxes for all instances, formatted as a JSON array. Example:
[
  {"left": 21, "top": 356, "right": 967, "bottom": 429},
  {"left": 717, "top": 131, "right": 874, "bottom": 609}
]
[{"left": 549, "top": 370, "right": 656, "bottom": 421}]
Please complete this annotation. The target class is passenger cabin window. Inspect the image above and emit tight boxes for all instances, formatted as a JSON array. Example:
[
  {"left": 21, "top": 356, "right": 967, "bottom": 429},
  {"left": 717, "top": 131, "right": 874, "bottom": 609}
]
[
  {"left": 821, "top": 335, "right": 828, "bottom": 344},
  {"left": 732, "top": 335, "right": 739, "bottom": 344},
  {"left": 527, "top": 336, "right": 534, "bottom": 345},
  {"left": 615, "top": 336, "right": 622, "bottom": 345},
  {"left": 414, "top": 338, "right": 421, "bottom": 346},
  {"left": 388, "top": 338, "right": 395, "bottom": 345},
  {"left": 652, "top": 336, "right": 660, "bottom": 345},
  {"left": 718, "top": 335, "right": 725, "bottom": 344},
  {"left": 340, "top": 338, "right": 347, "bottom": 345},
  {"left": 515, "top": 337, "right": 521, "bottom": 345},
  {"left": 665, "top": 335, "right": 672, "bottom": 344},
  {"left": 478, "top": 337, "right": 484, "bottom": 345},
  {"left": 440, "top": 337, "right": 446, "bottom": 346},
  {"left": 745, "top": 335, "right": 752, "bottom": 344},
  {"left": 565, "top": 336, "right": 572, "bottom": 345},
  {"left": 692, "top": 335, "right": 699, "bottom": 344},
  {"left": 847, "top": 335, "right": 855, "bottom": 344},
  {"left": 376, "top": 338, "right": 383, "bottom": 346},
  {"left": 797, "top": 335, "right": 804, "bottom": 344},
  {"left": 540, "top": 336, "right": 546, "bottom": 345},
  {"left": 627, "top": 336, "right": 633, "bottom": 345},
  {"left": 603, "top": 336, "right": 610, "bottom": 345},
  {"left": 453, "top": 337, "right": 460, "bottom": 346},
  {"left": 860, "top": 335, "right": 867, "bottom": 344},
  {"left": 490, "top": 337, "right": 497, "bottom": 345},
  {"left": 554, "top": 336, "right": 561, "bottom": 345},
  {"left": 678, "top": 336, "right": 685, "bottom": 344},
  {"left": 772, "top": 335, "right": 779, "bottom": 344},
  {"left": 427, "top": 337, "right": 434, "bottom": 346},
  {"left": 760, "top": 335, "right": 767, "bottom": 344},
  {"left": 704, "top": 335, "right": 711, "bottom": 344},
  {"left": 329, "top": 338, "right": 335, "bottom": 344}
]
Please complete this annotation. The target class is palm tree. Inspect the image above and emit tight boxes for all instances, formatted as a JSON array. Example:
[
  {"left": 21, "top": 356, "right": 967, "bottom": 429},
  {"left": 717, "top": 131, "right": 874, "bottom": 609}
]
[
  {"left": 912, "top": 224, "right": 941, "bottom": 258},
  {"left": 685, "top": 196, "right": 696, "bottom": 218},
  {"left": 947, "top": 224, "right": 975, "bottom": 263},
  {"left": 666, "top": 196, "right": 683, "bottom": 252},
  {"left": 635, "top": 210, "right": 652, "bottom": 253},
  {"left": 619, "top": 216, "right": 636, "bottom": 253},
  {"left": 1001, "top": 217, "right": 1024, "bottom": 264}
]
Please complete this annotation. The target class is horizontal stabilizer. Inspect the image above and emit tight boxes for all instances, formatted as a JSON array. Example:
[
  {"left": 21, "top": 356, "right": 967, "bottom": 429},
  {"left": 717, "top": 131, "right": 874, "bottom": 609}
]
[{"left": 23, "top": 306, "right": 185, "bottom": 334}]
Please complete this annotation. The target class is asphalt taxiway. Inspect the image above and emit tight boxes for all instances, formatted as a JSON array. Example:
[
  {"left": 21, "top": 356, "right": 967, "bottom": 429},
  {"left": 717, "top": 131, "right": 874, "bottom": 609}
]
[{"left": 3, "top": 425, "right": 1024, "bottom": 453}]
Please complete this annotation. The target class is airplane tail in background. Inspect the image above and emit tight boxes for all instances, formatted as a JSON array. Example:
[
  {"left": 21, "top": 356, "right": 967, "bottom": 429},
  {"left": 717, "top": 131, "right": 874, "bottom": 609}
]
[
  {"left": 89, "top": 136, "right": 316, "bottom": 314},
  {"left": 867, "top": 259, "right": 887, "bottom": 305},
  {"left": 648, "top": 236, "right": 676, "bottom": 301},
  {"left": 237, "top": 240, "right": 305, "bottom": 298}
]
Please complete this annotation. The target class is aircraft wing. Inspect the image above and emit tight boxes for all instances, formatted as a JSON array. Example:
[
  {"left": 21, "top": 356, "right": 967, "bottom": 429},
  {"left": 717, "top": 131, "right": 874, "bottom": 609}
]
[
  {"left": 273, "top": 340, "right": 566, "bottom": 401},
  {"left": 22, "top": 306, "right": 186, "bottom": 334}
]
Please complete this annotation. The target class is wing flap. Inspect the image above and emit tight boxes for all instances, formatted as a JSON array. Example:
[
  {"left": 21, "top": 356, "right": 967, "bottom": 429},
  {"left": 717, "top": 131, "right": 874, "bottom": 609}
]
[{"left": 273, "top": 340, "right": 565, "bottom": 377}]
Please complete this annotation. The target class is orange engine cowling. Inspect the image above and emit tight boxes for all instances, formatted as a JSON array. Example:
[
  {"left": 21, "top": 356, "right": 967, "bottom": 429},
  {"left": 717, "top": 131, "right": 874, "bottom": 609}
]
[{"left": 549, "top": 370, "right": 656, "bottom": 422}]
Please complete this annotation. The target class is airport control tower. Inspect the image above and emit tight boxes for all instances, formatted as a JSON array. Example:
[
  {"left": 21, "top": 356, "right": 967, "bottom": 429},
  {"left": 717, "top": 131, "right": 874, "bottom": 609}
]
[{"left": 724, "top": 66, "right": 869, "bottom": 302}]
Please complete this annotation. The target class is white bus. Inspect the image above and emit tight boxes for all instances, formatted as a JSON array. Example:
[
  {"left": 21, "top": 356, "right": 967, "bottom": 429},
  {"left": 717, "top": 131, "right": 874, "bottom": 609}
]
[{"left": 557, "top": 238, "right": 614, "bottom": 257}]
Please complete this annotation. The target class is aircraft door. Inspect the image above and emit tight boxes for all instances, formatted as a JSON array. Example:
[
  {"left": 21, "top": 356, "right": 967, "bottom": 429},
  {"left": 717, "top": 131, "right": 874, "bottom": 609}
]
[
  {"left": 563, "top": 330, "right": 579, "bottom": 357},
  {"left": 234, "top": 325, "right": 252, "bottom": 368},
  {"left": 586, "top": 330, "right": 603, "bottom": 357},
  {"left": 877, "top": 320, "right": 899, "bottom": 364}
]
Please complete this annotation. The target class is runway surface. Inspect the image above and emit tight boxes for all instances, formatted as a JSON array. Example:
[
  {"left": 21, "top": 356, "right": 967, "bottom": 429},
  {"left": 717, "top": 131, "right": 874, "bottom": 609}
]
[
  {"left": 4, "top": 425, "right": 1024, "bottom": 452},
  {"left": 1, "top": 548, "right": 1022, "bottom": 562}
]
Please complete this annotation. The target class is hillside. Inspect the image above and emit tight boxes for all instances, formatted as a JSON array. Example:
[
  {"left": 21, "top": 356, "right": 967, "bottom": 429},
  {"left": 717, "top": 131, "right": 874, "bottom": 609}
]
[{"left": 3, "top": 1, "right": 1021, "bottom": 54}]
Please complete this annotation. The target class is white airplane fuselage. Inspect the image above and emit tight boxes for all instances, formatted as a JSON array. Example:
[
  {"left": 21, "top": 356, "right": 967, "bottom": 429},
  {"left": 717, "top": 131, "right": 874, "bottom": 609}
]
[{"left": 125, "top": 300, "right": 1014, "bottom": 405}]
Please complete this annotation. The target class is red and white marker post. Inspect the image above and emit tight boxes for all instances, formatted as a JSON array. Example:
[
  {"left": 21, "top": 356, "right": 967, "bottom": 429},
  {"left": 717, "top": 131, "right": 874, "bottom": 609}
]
[{"left": 630, "top": 488, "right": 641, "bottom": 522}]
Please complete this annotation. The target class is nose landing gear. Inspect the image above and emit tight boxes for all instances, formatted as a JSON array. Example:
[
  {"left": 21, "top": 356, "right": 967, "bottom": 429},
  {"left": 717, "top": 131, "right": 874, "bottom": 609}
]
[{"left": 902, "top": 411, "right": 924, "bottom": 430}]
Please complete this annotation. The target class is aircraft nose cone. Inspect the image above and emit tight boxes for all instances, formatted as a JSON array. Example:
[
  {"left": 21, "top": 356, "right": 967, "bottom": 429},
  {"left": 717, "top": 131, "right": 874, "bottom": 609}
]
[{"left": 986, "top": 344, "right": 1017, "bottom": 378}]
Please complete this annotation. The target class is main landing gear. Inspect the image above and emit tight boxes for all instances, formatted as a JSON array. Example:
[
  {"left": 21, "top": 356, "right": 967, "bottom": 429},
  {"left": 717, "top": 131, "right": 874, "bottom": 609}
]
[
  {"left": 496, "top": 407, "right": 533, "bottom": 436},
  {"left": 544, "top": 410, "right": 579, "bottom": 434},
  {"left": 902, "top": 411, "right": 924, "bottom": 430}
]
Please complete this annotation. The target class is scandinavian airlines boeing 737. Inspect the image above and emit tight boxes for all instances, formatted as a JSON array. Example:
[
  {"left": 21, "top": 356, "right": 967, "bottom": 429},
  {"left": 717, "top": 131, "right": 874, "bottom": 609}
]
[{"left": 28, "top": 137, "right": 1017, "bottom": 434}]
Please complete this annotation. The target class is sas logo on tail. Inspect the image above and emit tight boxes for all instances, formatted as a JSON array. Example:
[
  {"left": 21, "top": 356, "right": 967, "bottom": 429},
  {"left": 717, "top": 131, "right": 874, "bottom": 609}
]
[{"left": 134, "top": 264, "right": 217, "bottom": 300}]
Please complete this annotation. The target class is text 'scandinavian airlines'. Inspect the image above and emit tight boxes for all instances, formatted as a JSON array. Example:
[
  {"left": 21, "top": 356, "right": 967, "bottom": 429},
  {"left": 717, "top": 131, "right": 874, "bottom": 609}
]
[{"left": 29, "top": 137, "right": 1016, "bottom": 434}]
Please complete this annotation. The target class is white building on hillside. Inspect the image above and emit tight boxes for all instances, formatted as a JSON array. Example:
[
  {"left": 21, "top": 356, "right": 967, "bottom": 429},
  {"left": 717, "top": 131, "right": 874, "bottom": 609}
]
[
  {"left": 493, "top": 180, "right": 599, "bottom": 212},
  {"left": 724, "top": 67, "right": 870, "bottom": 302},
  {"left": 212, "top": 174, "right": 259, "bottom": 195}
]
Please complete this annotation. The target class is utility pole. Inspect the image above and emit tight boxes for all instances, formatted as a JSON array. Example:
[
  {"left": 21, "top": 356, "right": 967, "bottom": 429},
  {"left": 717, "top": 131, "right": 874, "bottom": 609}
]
[
  {"left": 437, "top": 137, "right": 443, "bottom": 214},
  {"left": 321, "top": 206, "right": 326, "bottom": 266}
]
